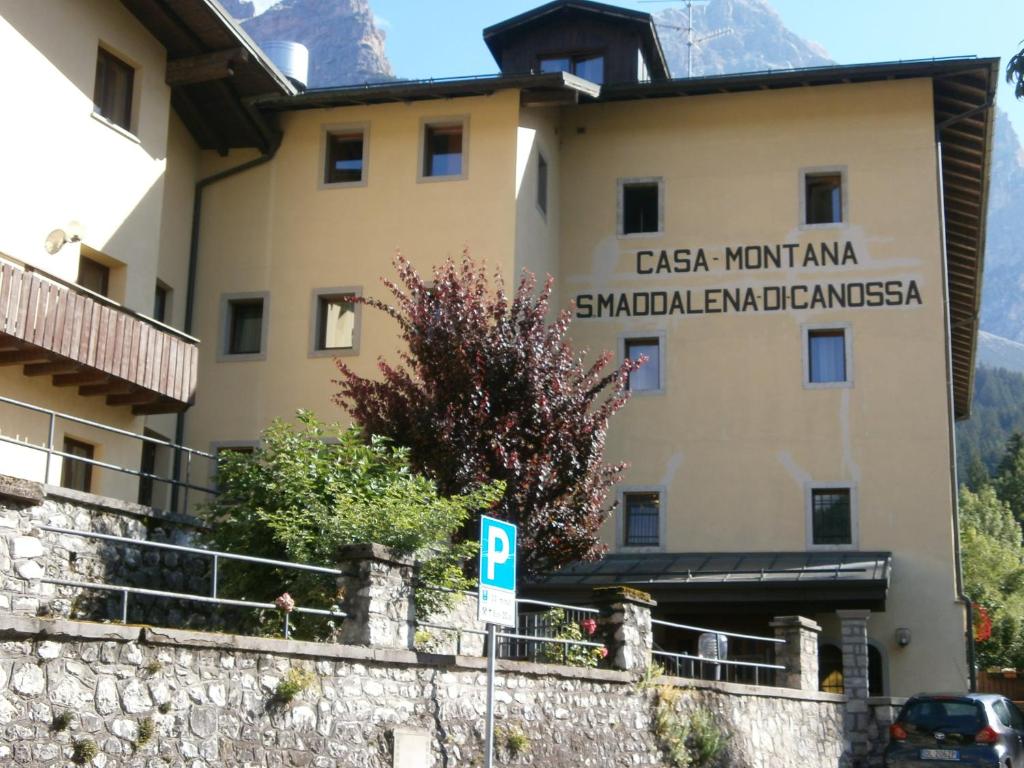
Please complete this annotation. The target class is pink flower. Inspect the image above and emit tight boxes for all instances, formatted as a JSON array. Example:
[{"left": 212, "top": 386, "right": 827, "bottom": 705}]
[
  {"left": 275, "top": 593, "right": 295, "bottom": 613},
  {"left": 581, "top": 618, "right": 597, "bottom": 636},
  {"left": 599, "top": 647, "right": 608, "bottom": 659}
]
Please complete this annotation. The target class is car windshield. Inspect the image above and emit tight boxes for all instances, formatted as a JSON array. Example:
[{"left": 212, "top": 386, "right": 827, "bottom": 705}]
[{"left": 902, "top": 699, "right": 986, "bottom": 734}]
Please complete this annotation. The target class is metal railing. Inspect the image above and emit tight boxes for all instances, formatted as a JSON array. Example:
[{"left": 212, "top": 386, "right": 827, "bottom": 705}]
[
  {"left": 651, "top": 618, "right": 785, "bottom": 686},
  {"left": 38, "top": 525, "right": 345, "bottom": 638},
  {"left": 0, "top": 394, "right": 215, "bottom": 513}
]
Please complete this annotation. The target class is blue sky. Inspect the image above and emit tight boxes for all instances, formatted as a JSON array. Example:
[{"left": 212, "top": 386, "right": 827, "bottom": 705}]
[{"left": 365, "top": 0, "right": 1024, "bottom": 137}]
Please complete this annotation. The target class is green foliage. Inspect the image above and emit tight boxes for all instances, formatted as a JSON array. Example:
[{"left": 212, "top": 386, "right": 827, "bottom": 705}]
[
  {"left": 135, "top": 716, "right": 155, "bottom": 748},
  {"left": 72, "top": 738, "right": 98, "bottom": 765},
  {"left": 143, "top": 660, "right": 163, "bottom": 676},
  {"left": 652, "top": 687, "right": 728, "bottom": 768},
  {"left": 274, "top": 667, "right": 317, "bottom": 703},
  {"left": 1009, "top": 44, "right": 1024, "bottom": 100},
  {"left": 959, "top": 484, "right": 1024, "bottom": 667},
  {"left": 203, "top": 411, "right": 501, "bottom": 638},
  {"left": 955, "top": 367, "right": 1024, "bottom": 488},
  {"left": 51, "top": 710, "right": 72, "bottom": 732},
  {"left": 157, "top": 701, "right": 172, "bottom": 715},
  {"left": 499, "top": 725, "right": 530, "bottom": 758},
  {"left": 537, "top": 608, "right": 606, "bottom": 667},
  {"left": 995, "top": 433, "right": 1024, "bottom": 522}
]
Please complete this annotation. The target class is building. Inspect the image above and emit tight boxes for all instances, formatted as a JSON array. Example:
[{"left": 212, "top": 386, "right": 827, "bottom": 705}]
[{"left": 0, "top": 0, "right": 995, "bottom": 698}]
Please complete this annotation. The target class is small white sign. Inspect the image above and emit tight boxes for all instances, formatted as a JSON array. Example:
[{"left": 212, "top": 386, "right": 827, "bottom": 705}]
[{"left": 478, "top": 584, "right": 516, "bottom": 627}]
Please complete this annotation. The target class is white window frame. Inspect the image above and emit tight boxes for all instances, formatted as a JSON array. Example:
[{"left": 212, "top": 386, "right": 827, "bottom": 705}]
[
  {"left": 320, "top": 123, "right": 369, "bottom": 189},
  {"left": 805, "top": 483, "right": 858, "bottom": 551},
  {"left": 617, "top": 176, "right": 664, "bottom": 238},
  {"left": 309, "top": 286, "right": 362, "bottom": 358},
  {"left": 218, "top": 291, "right": 269, "bottom": 362},
  {"left": 417, "top": 116, "right": 469, "bottom": 182},
  {"left": 802, "top": 322, "right": 852, "bottom": 389},
  {"left": 619, "top": 331, "right": 666, "bottom": 395},
  {"left": 617, "top": 485, "right": 667, "bottom": 552},
  {"left": 799, "top": 165, "right": 848, "bottom": 230}
]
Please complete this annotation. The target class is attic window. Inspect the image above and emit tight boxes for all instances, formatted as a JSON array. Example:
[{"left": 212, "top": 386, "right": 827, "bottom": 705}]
[{"left": 539, "top": 54, "right": 604, "bottom": 84}]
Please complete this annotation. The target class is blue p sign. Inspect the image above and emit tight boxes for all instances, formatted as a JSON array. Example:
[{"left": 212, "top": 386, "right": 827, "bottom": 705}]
[{"left": 480, "top": 516, "right": 516, "bottom": 592}]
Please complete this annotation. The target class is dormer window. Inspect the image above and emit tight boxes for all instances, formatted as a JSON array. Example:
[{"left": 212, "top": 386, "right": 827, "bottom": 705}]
[{"left": 539, "top": 53, "right": 604, "bottom": 84}]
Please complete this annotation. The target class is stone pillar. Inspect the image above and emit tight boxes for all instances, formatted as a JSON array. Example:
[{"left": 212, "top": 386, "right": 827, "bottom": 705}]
[
  {"left": 335, "top": 543, "right": 416, "bottom": 651},
  {"left": 837, "top": 609, "right": 872, "bottom": 765},
  {"left": 769, "top": 615, "right": 822, "bottom": 691},
  {"left": 592, "top": 586, "right": 656, "bottom": 673}
]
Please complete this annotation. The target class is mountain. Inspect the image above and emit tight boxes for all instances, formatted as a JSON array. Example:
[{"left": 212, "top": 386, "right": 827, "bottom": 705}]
[
  {"left": 654, "top": 0, "right": 832, "bottom": 78},
  {"left": 228, "top": 0, "right": 393, "bottom": 88},
  {"left": 978, "top": 331, "right": 1024, "bottom": 374}
]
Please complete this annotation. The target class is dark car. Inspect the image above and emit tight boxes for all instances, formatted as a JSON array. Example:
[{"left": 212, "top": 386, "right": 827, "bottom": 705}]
[{"left": 885, "top": 693, "right": 1024, "bottom": 767}]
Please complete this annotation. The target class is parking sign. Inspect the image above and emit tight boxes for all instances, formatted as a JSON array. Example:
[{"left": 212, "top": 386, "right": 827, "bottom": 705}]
[{"left": 478, "top": 516, "right": 517, "bottom": 627}]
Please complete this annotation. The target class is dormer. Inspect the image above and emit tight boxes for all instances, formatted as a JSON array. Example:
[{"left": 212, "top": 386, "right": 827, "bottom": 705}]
[{"left": 483, "top": 0, "right": 670, "bottom": 85}]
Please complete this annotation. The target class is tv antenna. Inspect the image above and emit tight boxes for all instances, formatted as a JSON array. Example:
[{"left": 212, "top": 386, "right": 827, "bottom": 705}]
[{"left": 639, "top": 0, "right": 733, "bottom": 77}]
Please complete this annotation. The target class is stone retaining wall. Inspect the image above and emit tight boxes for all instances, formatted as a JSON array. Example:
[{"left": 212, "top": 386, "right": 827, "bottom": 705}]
[
  {"left": 0, "top": 478, "right": 212, "bottom": 628},
  {"left": 0, "top": 615, "right": 848, "bottom": 768}
]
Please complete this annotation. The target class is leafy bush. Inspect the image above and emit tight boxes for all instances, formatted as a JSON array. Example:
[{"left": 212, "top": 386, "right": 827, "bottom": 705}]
[
  {"left": 135, "top": 716, "right": 155, "bottom": 748},
  {"left": 537, "top": 608, "right": 607, "bottom": 667},
  {"left": 274, "top": 667, "right": 317, "bottom": 703},
  {"left": 204, "top": 411, "right": 501, "bottom": 639},
  {"left": 72, "top": 738, "right": 98, "bottom": 765},
  {"left": 499, "top": 725, "right": 530, "bottom": 758},
  {"left": 653, "top": 687, "right": 729, "bottom": 768}
]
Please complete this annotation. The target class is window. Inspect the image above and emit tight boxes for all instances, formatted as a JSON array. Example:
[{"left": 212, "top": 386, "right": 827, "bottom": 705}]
[
  {"left": 537, "top": 153, "right": 548, "bottom": 215},
  {"left": 421, "top": 120, "right": 465, "bottom": 179},
  {"left": 802, "top": 169, "right": 845, "bottom": 226},
  {"left": 94, "top": 48, "right": 134, "bottom": 131},
  {"left": 78, "top": 256, "right": 110, "bottom": 297},
  {"left": 624, "top": 492, "right": 660, "bottom": 547},
  {"left": 153, "top": 282, "right": 170, "bottom": 323},
  {"left": 804, "top": 326, "right": 850, "bottom": 386},
  {"left": 311, "top": 288, "right": 361, "bottom": 356},
  {"left": 624, "top": 336, "right": 662, "bottom": 393},
  {"left": 219, "top": 292, "right": 269, "bottom": 360},
  {"left": 61, "top": 438, "right": 95, "bottom": 493},
  {"left": 810, "top": 488, "right": 852, "bottom": 546},
  {"left": 539, "top": 53, "right": 605, "bottom": 84},
  {"left": 323, "top": 127, "right": 367, "bottom": 185},
  {"left": 619, "top": 178, "right": 662, "bottom": 236}
]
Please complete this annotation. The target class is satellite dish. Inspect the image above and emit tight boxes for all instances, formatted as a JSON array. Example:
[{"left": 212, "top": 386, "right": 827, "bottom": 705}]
[
  {"left": 43, "top": 228, "right": 81, "bottom": 255},
  {"left": 44, "top": 229, "right": 67, "bottom": 255}
]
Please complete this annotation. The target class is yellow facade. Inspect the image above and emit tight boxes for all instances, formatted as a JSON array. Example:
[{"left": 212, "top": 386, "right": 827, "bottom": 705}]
[
  {"left": 182, "top": 75, "right": 969, "bottom": 695},
  {"left": 0, "top": 0, "right": 991, "bottom": 700}
]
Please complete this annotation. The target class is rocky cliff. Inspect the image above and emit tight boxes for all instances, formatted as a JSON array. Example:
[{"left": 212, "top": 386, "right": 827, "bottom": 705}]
[{"left": 229, "top": 0, "right": 393, "bottom": 88}]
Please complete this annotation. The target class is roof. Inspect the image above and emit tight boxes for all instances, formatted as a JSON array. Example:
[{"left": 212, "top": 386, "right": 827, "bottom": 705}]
[
  {"left": 529, "top": 551, "right": 892, "bottom": 612},
  {"left": 482, "top": 0, "right": 670, "bottom": 81},
  {"left": 120, "top": 0, "right": 296, "bottom": 152},
  {"left": 251, "top": 71, "right": 602, "bottom": 111},
  {"left": 252, "top": 57, "right": 995, "bottom": 411}
]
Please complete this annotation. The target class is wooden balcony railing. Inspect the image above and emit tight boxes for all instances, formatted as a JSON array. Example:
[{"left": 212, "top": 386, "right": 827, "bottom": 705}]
[{"left": 0, "top": 259, "right": 197, "bottom": 414}]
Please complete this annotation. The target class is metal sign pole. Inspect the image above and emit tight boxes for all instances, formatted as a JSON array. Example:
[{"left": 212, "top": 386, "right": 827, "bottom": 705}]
[{"left": 484, "top": 622, "right": 497, "bottom": 768}]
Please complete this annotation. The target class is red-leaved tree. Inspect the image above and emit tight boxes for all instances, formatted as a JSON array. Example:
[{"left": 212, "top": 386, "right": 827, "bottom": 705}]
[{"left": 333, "top": 253, "right": 640, "bottom": 576}]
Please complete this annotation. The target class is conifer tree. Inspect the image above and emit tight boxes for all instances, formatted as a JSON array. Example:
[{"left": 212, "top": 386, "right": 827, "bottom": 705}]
[{"left": 333, "top": 254, "right": 641, "bottom": 576}]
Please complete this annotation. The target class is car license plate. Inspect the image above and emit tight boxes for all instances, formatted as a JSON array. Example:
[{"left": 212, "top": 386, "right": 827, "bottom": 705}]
[{"left": 920, "top": 749, "right": 959, "bottom": 760}]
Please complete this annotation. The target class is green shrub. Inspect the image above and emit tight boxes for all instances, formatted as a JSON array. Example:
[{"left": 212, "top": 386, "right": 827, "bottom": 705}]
[
  {"left": 135, "top": 716, "right": 155, "bottom": 748},
  {"left": 52, "top": 710, "right": 73, "bottom": 732},
  {"left": 72, "top": 738, "right": 98, "bottom": 765},
  {"left": 500, "top": 725, "right": 530, "bottom": 758},
  {"left": 537, "top": 608, "right": 607, "bottom": 667},
  {"left": 652, "top": 687, "right": 729, "bottom": 768},
  {"left": 274, "top": 667, "right": 317, "bottom": 703},
  {"left": 203, "top": 411, "right": 502, "bottom": 639}
]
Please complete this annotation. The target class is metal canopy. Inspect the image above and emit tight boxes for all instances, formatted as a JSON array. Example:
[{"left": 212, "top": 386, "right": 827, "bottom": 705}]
[{"left": 529, "top": 551, "right": 892, "bottom": 611}]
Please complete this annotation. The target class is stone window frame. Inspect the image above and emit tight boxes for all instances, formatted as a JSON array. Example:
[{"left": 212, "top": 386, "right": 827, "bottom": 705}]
[
  {"left": 618, "top": 330, "right": 666, "bottom": 395},
  {"left": 804, "top": 482, "right": 858, "bottom": 551},
  {"left": 616, "top": 176, "right": 664, "bottom": 238},
  {"left": 799, "top": 165, "right": 849, "bottom": 230},
  {"left": 217, "top": 291, "right": 270, "bottom": 362},
  {"left": 802, "top": 322, "right": 853, "bottom": 390},
  {"left": 319, "top": 122, "right": 370, "bottom": 189},
  {"left": 417, "top": 115, "right": 470, "bottom": 183},
  {"left": 616, "top": 484, "right": 667, "bottom": 553},
  {"left": 308, "top": 286, "right": 363, "bottom": 358}
]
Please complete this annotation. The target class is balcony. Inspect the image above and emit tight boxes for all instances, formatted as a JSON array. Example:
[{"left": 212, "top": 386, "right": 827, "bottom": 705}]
[{"left": 0, "top": 258, "right": 197, "bottom": 414}]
